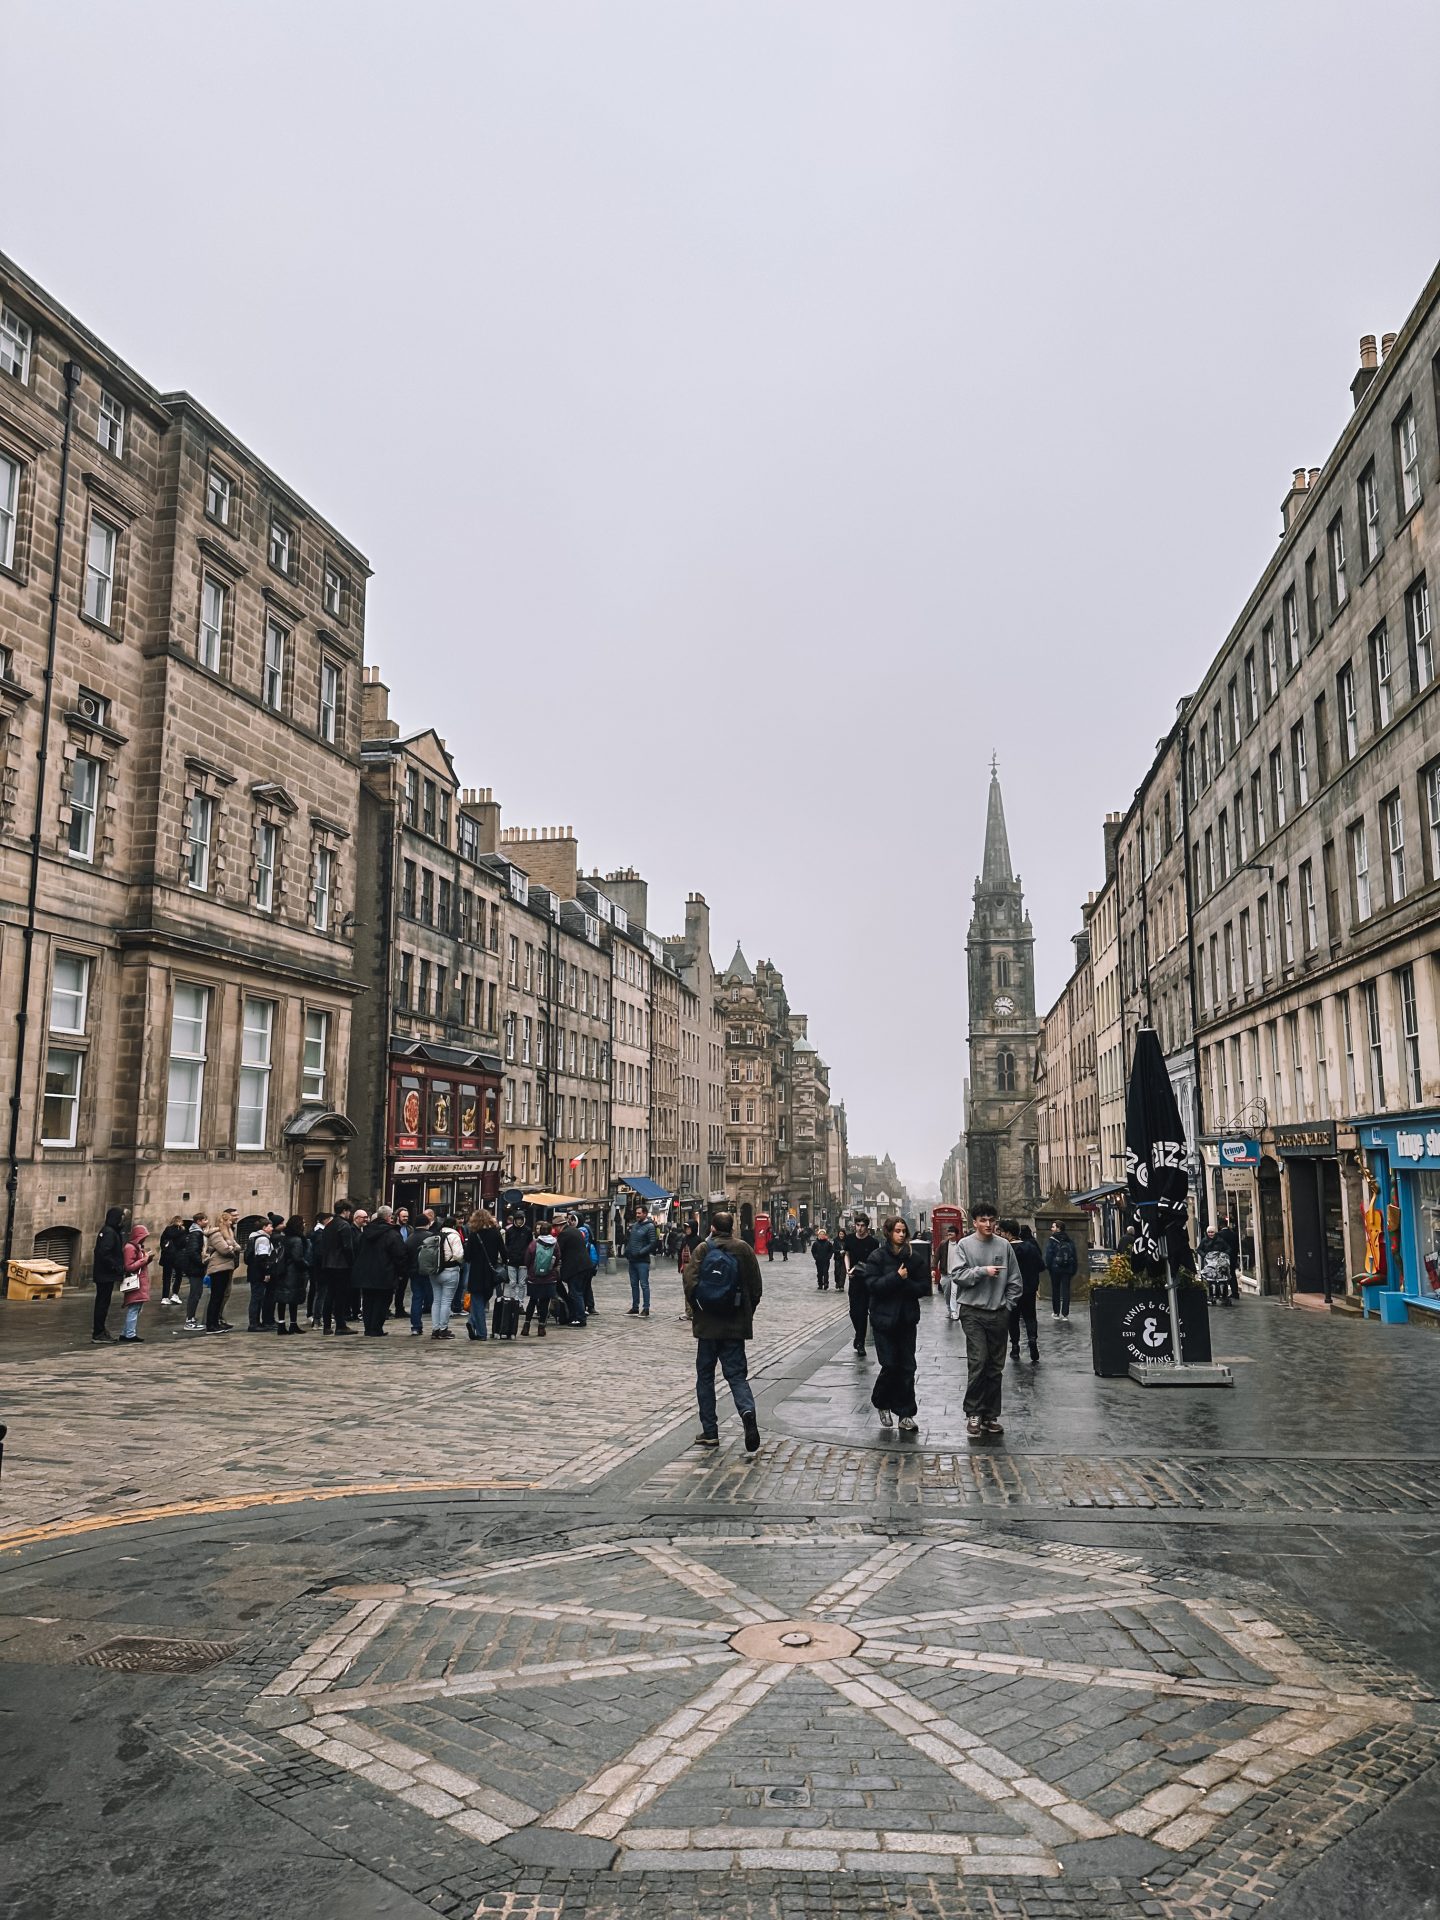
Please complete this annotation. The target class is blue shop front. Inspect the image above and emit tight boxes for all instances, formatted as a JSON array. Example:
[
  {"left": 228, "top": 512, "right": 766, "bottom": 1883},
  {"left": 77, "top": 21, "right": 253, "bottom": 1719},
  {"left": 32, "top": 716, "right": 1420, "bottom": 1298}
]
[{"left": 1354, "top": 1110, "right": 1440, "bottom": 1319}]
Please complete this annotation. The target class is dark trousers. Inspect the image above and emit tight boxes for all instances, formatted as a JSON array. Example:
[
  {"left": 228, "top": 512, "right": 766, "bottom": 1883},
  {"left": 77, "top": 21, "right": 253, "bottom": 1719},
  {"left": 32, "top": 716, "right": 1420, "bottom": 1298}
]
[
  {"left": 959, "top": 1305, "right": 1010, "bottom": 1421},
  {"left": 523, "top": 1287, "right": 554, "bottom": 1330},
  {"left": 361, "top": 1290, "right": 389, "bottom": 1334},
  {"left": 185, "top": 1272, "right": 207, "bottom": 1319},
  {"left": 205, "top": 1272, "right": 232, "bottom": 1330},
  {"left": 247, "top": 1275, "right": 274, "bottom": 1329},
  {"left": 557, "top": 1277, "right": 586, "bottom": 1326},
  {"left": 695, "top": 1337, "right": 754, "bottom": 1433},
  {"left": 871, "top": 1323, "right": 919, "bottom": 1417},
  {"left": 848, "top": 1278, "right": 869, "bottom": 1350},
  {"left": 1050, "top": 1273, "right": 1072, "bottom": 1317},
  {"left": 813, "top": 1257, "right": 831, "bottom": 1288},
  {"left": 392, "top": 1277, "right": 409, "bottom": 1316},
  {"left": 1009, "top": 1286, "right": 1039, "bottom": 1358},
  {"left": 409, "top": 1274, "right": 433, "bottom": 1332},
  {"left": 317, "top": 1272, "right": 351, "bottom": 1332},
  {"left": 92, "top": 1279, "right": 115, "bottom": 1336}
]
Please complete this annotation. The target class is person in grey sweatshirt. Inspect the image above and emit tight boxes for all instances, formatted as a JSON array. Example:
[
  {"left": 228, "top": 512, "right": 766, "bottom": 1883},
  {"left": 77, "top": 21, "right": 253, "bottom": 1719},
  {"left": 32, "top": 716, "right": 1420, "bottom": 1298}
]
[{"left": 950, "top": 1203, "right": 1023, "bottom": 1437}]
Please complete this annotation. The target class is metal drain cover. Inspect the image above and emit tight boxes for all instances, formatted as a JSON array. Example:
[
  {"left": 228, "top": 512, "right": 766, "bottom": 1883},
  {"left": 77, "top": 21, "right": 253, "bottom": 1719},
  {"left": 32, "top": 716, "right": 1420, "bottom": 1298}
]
[{"left": 78, "top": 1635, "right": 238, "bottom": 1673}]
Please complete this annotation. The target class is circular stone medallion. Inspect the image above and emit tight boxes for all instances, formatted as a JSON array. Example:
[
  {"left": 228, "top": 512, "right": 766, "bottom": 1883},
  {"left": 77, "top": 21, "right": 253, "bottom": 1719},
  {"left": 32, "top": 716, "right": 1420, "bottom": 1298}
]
[{"left": 729, "top": 1617, "right": 862, "bottom": 1662}]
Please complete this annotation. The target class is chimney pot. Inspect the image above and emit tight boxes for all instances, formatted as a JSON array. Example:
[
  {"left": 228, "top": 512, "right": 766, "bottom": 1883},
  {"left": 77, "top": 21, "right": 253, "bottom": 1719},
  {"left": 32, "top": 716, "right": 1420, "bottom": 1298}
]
[
  {"left": 1381, "top": 330, "right": 1398, "bottom": 358},
  {"left": 1307, "top": 467, "right": 1321, "bottom": 487},
  {"left": 1360, "top": 334, "right": 1378, "bottom": 368}
]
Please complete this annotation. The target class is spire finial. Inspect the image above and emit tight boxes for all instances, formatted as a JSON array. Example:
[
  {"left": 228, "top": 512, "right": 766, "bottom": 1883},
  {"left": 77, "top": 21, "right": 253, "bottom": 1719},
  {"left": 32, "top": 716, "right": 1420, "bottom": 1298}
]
[{"left": 990, "top": 751, "right": 999, "bottom": 778}]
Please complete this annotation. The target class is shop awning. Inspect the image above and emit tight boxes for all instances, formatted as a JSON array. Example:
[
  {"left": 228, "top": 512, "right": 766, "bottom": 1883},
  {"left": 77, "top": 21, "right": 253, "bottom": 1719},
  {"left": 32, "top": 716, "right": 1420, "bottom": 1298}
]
[
  {"left": 618, "top": 1176, "right": 671, "bottom": 1203},
  {"left": 522, "top": 1190, "right": 588, "bottom": 1208},
  {"left": 1069, "top": 1181, "right": 1126, "bottom": 1204}
]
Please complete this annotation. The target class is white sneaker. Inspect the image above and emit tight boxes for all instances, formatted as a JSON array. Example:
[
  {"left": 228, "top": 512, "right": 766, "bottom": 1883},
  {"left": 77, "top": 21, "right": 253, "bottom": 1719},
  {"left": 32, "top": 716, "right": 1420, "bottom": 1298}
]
[
  {"left": 184, "top": 1318, "right": 198, "bottom": 1330},
  {"left": 878, "top": 1407, "right": 895, "bottom": 1427},
  {"left": 898, "top": 1417, "right": 918, "bottom": 1433}
]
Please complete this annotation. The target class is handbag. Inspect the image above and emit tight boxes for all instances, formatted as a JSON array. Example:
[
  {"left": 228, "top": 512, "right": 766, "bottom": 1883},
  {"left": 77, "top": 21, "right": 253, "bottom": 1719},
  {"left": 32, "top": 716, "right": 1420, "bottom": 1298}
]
[{"left": 119, "top": 1274, "right": 141, "bottom": 1295}]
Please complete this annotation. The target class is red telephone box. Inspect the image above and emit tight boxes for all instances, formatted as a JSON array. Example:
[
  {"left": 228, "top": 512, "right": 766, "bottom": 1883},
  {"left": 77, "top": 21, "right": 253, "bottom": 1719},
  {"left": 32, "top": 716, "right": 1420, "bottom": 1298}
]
[
  {"left": 931, "top": 1206, "right": 964, "bottom": 1286},
  {"left": 754, "top": 1213, "right": 772, "bottom": 1257}
]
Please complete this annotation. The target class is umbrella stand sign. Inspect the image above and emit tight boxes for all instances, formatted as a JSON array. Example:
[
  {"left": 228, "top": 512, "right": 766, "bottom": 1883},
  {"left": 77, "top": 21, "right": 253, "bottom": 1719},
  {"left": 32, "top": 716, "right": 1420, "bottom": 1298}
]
[{"left": 1123, "top": 1027, "right": 1233, "bottom": 1391}]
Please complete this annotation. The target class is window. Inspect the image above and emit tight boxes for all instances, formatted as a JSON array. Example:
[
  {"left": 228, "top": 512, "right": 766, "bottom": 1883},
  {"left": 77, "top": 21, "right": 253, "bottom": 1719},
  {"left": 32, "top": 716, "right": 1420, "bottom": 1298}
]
[
  {"left": 1287, "top": 1012, "right": 1305, "bottom": 1111},
  {"left": 421, "top": 779, "right": 436, "bottom": 837},
  {"left": 268, "top": 516, "right": 293, "bottom": 575},
  {"left": 1398, "top": 966, "right": 1423, "bottom": 1105},
  {"left": 399, "top": 951, "right": 413, "bottom": 1009},
  {"left": 236, "top": 997, "right": 274, "bottom": 1148},
  {"left": 318, "top": 658, "right": 340, "bottom": 744},
  {"left": 186, "top": 791, "right": 214, "bottom": 890},
  {"left": 1304, "top": 551, "right": 1320, "bottom": 644},
  {"left": 97, "top": 389, "right": 125, "bottom": 456},
  {"left": 1350, "top": 819, "right": 1372, "bottom": 921},
  {"left": 996, "top": 1050, "right": 1016, "bottom": 1092},
  {"left": 205, "top": 467, "right": 232, "bottom": 525},
  {"left": 262, "top": 620, "right": 286, "bottom": 711},
  {"left": 1299, "top": 860, "right": 1318, "bottom": 950},
  {"left": 302, "top": 1009, "right": 329, "bottom": 1101},
  {"left": 0, "top": 450, "right": 17, "bottom": 568},
  {"left": 313, "top": 844, "right": 334, "bottom": 932},
  {"left": 1312, "top": 693, "right": 1330, "bottom": 787},
  {"left": 198, "top": 574, "right": 225, "bottom": 671},
  {"left": 1211, "top": 702, "right": 1225, "bottom": 770},
  {"left": 50, "top": 952, "right": 91, "bottom": 1033},
  {"left": 1322, "top": 837, "right": 1340, "bottom": 946},
  {"left": 1428, "top": 763, "right": 1440, "bottom": 879},
  {"left": 41, "top": 1048, "right": 82, "bottom": 1146},
  {"left": 506, "top": 935, "right": 518, "bottom": 986},
  {"left": 403, "top": 766, "right": 418, "bottom": 826},
  {"left": 1407, "top": 576, "right": 1433, "bottom": 690},
  {"left": 1204, "top": 828, "right": 1215, "bottom": 894},
  {"left": 84, "top": 516, "right": 117, "bottom": 624},
  {"left": 1338, "top": 663, "right": 1359, "bottom": 761},
  {"left": 418, "top": 958, "right": 431, "bottom": 1014},
  {"left": 255, "top": 821, "right": 278, "bottom": 912},
  {"left": 1, "top": 303, "right": 32, "bottom": 381},
  {"left": 1328, "top": 514, "right": 1348, "bottom": 608},
  {"left": 1239, "top": 907, "right": 1253, "bottom": 986},
  {"left": 438, "top": 790, "right": 451, "bottom": 847},
  {"left": 400, "top": 859, "right": 416, "bottom": 918},
  {"left": 1263, "top": 621, "right": 1279, "bottom": 698},
  {"left": 1269, "top": 746, "right": 1286, "bottom": 829},
  {"left": 1341, "top": 992, "right": 1359, "bottom": 1109},
  {"left": 1383, "top": 792, "right": 1406, "bottom": 901},
  {"left": 1223, "top": 921, "right": 1236, "bottom": 998},
  {"left": 1371, "top": 624, "right": 1394, "bottom": 726},
  {"left": 458, "top": 814, "right": 478, "bottom": 863},
  {"left": 437, "top": 876, "right": 451, "bottom": 932},
  {"left": 1363, "top": 980, "right": 1385, "bottom": 1105},
  {"left": 1227, "top": 677, "right": 1241, "bottom": 749},
  {"left": 1244, "top": 649, "right": 1258, "bottom": 726},
  {"left": 1199, "top": 723, "right": 1211, "bottom": 788},
  {"left": 68, "top": 754, "right": 101, "bottom": 860},
  {"left": 1282, "top": 588, "right": 1301, "bottom": 672},
  {"left": 1291, "top": 720, "right": 1309, "bottom": 806},
  {"left": 1312, "top": 1005, "right": 1329, "bottom": 1113},
  {"left": 1251, "top": 769, "right": 1266, "bottom": 847},
  {"left": 1359, "top": 463, "right": 1381, "bottom": 566},
  {"left": 1277, "top": 876, "right": 1294, "bottom": 966},
  {"left": 1397, "top": 404, "right": 1421, "bottom": 513},
  {"left": 323, "top": 563, "right": 345, "bottom": 618},
  {"left": 164, "top": 983, "right": 209, "bottom": 1148}
]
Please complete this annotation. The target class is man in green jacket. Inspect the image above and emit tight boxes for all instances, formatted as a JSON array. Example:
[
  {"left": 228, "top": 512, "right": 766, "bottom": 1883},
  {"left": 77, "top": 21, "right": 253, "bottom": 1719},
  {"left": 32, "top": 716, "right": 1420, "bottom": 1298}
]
[{"left": 682, "top": 1209, "right": 764, "bottom": 1453}]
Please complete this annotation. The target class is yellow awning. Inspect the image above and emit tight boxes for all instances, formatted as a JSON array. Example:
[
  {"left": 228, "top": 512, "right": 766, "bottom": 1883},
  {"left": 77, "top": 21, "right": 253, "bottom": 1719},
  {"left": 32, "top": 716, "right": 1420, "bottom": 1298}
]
[{"left": 522, "top": 1190, "right": 589, "bottom": 1208}]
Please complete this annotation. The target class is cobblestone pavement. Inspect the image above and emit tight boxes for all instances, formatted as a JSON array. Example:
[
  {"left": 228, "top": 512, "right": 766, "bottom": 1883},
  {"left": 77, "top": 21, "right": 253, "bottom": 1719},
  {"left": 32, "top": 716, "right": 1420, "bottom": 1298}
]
[{"left": 4, "top": 1284, "right": 1440, "bottom": 1918}]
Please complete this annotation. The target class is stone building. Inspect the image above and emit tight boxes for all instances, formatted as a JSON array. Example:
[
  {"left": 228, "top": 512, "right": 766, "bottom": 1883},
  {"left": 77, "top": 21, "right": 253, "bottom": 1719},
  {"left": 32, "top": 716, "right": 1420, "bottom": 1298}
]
[
  {"left": 939, "top": 1138, "right": 965, "bottom": 1209},
  {"left": 496, "top": 828, "right": 612, "bottom": 1205},
  {"left": 1183, "top": 292, "right": 1440, "bottom": 1303},
  {"left": 753, "top": 959, "right": 795, "bottom": 1222},
  {"left": 827, "top": 1101, "right": 850, "bottom": 1221},
  {"left": 718, "top": 944, "right": 781, "bottom": 1230},
  {"left": 1089, "top": 823, "right": 1125, "bottom": 1219},
  {"left": 964, "top": 767, "right": 1040, "bottom": 1213},
  {"left": 582, "top": 876, "right": 650, "bottom": 1199},
  {"left": 0, "top": 253, "right": 368, "bottom": 1277},
  {"left": 348, "top": 670, "right": 503, "bottom": 1219},
  {"left": 847, "top": 1152, "right": 910, "bottom": 1222},
  {"left": 664, "top": 893, "right": 727, "bottom": 1208},
  {"left": 787, "top": 1014, "right": 830, "bottom": 1227},
  {"left": 1036, "top": 929, "right": 1100, "bottom": 1203}
]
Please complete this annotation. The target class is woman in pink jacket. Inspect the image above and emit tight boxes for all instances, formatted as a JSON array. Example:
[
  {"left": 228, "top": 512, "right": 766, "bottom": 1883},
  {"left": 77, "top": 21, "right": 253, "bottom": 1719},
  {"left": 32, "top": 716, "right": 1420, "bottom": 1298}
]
[{"left": 121, "top": 1224, "right": 152, "bottom": 1343}]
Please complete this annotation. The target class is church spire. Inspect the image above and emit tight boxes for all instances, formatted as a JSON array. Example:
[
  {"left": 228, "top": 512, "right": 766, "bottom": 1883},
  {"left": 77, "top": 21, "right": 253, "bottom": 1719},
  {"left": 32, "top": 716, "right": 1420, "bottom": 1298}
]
[{"left": 980, "top": 759, "right": 1015, "bottom": 887}]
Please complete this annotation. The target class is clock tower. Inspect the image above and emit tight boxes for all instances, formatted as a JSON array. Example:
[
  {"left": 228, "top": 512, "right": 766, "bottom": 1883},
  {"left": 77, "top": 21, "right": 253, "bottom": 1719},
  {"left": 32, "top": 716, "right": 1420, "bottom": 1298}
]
[{"left": 964, "top": 761, "right": 1041, "bottom": 1214}]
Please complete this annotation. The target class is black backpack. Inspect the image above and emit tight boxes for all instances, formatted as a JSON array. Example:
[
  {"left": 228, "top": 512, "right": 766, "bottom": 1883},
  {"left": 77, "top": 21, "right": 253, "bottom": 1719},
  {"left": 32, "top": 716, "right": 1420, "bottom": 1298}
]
[{"left": 694, "top": 1244, "right": 743, "bottom": 1315}]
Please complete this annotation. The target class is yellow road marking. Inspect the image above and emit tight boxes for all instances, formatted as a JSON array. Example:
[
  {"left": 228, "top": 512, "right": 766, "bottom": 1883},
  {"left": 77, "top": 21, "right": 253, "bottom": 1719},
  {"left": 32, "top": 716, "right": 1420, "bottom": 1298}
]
[{"left": 0, "top": 1478, "right": 540, "bottom": 1553}]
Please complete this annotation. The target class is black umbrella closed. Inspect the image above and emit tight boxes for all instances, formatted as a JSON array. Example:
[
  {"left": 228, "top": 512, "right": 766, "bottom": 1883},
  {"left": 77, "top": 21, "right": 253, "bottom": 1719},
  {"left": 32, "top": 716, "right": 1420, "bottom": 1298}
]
[
  {"left": 1124, "top": 1026, "right": 1190, "bottom": 1281},
  {"left": 1123, "top": 1027, "right": 1232, "bottom": 1388}
]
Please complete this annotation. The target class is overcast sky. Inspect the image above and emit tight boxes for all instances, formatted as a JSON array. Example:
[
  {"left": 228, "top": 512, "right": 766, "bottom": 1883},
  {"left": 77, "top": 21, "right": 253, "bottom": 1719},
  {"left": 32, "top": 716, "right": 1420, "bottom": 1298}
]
[{"left": 10, "top": 1, "right": 1440, "bottom": 1188}]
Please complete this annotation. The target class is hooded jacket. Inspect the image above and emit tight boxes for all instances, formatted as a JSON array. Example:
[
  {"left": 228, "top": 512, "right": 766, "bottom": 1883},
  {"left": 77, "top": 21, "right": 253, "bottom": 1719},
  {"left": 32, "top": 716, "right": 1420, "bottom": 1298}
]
[
  {"left": 205, "top": 1221, "right": 241, "bottom": 1276},
  {"left": 353, "top": 1217, "right": 404, "bottom": 1292},
  {"left": 1044, "top": 1230, "right": 1078, "bottom": 1280},
  {"left": 624, "top": 1218, "right": 658, "bottom": 1261},
  {"left": 526, "top": 1232, "right": 560, "bottom": 1288},
  {"left": 94, "top": 1207, "right": 127, "bottom": 1281},
  {"left": 122, "top": 1225, "right": 153, "bottom": 1304}
]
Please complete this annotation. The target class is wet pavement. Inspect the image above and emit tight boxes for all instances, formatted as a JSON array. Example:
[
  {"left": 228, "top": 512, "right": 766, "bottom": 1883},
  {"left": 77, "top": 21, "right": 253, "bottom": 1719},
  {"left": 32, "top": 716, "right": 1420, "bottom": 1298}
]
[{"left": 3, "top": 1279, "right": 1439, "bottom": 1918}]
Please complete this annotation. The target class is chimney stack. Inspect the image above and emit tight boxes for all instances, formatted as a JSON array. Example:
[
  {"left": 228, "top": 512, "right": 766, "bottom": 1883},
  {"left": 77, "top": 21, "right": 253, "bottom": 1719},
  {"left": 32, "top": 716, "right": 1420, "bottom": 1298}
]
[
  {"left": 360, "top": 666, "right": 398, "bottom": 741},
  {"left": 1381, "top": 330, "right": 1398, "bottom": 359},
  {"left": 1281, "top": 467, "right": 1312, "bottom": 533},
  {"left": 1351, "top": 334, "right": 1379, "bottom": 409}
]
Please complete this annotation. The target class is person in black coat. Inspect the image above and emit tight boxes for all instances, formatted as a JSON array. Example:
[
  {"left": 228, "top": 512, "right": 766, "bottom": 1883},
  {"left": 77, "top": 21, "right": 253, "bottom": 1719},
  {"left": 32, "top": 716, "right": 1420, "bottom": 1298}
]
[
  {"left": 554, "top": 1214, "right": 590, "bottom": 1327},
  {"left": 811, "top": 1228, "right": 834, "bottom": 1289},
  {"left": 855, "top": 1217, "right": 930, "bottom": 1430},
  {"left": 466, "top": 1209, "right": 504, "bottom": 1341},
  {"left": 353, "top": 1208, "right": 405, "bottom": 1336},
  {"left": 318, "top": 1202, "right": 358, "bottom": 1334},
  {"left": 272, "top": 1215, "right": 310, "bottom": 1335},
  {"left": 91, "top": 1204, "right": 127, "bottom": 1342},
  {"left": 841, "top": 1215, "right": 879, "bottom": 1353},
  {"left": 1003, "top": 1220, "right": 1044, "bottom": 1363}
]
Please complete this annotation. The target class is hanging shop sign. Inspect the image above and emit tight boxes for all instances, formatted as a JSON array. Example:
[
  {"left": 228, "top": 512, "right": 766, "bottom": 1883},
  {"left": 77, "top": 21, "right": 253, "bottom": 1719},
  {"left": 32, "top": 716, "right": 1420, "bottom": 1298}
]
[{"left": 1218, "top": 1137, "right": 1261, "bottom": 1167}]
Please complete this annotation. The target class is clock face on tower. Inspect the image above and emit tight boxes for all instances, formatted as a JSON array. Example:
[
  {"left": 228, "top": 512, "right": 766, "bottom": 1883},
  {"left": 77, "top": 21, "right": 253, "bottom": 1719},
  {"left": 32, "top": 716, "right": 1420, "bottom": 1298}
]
[{"left": 992, "top": 994, "right": 1016, "bottom": 1016}]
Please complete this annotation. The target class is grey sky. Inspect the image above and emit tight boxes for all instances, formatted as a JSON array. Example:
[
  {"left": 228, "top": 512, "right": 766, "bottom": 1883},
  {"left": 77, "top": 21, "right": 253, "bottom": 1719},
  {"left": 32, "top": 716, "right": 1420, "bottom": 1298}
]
[{"left": 10, "top": 0, "right": 1440, "bottom": 1188}]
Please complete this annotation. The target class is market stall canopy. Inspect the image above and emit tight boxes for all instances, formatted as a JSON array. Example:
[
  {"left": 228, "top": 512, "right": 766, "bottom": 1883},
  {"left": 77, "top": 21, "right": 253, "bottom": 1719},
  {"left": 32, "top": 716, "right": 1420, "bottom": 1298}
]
[
  {"left": 522, "top": 1190, "right": 589, "bottom": 1208},
  {"left": 619, "top": 1176, "right": 671, "bottom": 1203},
  {"left": 1069, "top": 1181, "right": 1125, "bottom": 1204}
]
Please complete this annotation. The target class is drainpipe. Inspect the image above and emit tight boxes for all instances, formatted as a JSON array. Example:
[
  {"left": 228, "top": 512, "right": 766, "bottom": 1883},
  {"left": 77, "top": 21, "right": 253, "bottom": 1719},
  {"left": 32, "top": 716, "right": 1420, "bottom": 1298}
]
[
  {"left": 4, "top": 360, "right": 82, "bottom": 1277},
  {"left": 1177, "top": 713, "right": 1210, "bottom": 1233}
]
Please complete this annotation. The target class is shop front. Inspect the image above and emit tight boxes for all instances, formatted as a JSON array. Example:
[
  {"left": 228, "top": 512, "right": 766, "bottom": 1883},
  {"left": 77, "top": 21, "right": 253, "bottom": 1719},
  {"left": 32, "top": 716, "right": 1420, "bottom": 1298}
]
[
  {"left": 1205, "top": 1135, "right": 1260, "bottom": 1289},
  {"left": 1354, "top": 1111, "right": 1440, "bottom": 1318},
  {"left": 386, "top": 1041, "right": 502, "bottom": 1221},
  {"left": 1274, "top": 1122, "right": 1347, "bottom": 1298}
]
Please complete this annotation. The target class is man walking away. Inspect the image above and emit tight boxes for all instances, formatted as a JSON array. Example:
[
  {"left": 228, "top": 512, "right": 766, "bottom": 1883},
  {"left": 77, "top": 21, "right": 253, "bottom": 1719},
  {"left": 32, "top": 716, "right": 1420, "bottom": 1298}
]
[
  {"left": 92, "top": 1205, "right": 126, "bottom": 1342},
  {"left": 625, "top": 1205, "right": 658, "bottom": 1316},
  {"left": 1043, "top": 1221, "right": 1078, "bottom": 1320},
  {"left": 555, "top": 1213, "right": 590, "bottom": 1327},
  {"left": 204, "top": 1208, "right": 242, "bottom": 1333},
  {"left": 951, "top": 1203, "right": 1022, "bottom": 1438},
  {"left": 841, "top": 1214, "right": 878, "bottom": 1356},
  {"left": 410, "top": 1209, "right": 440, "bottom": 1335},
  {"left": 1002, "top": 1220, "right": 1043, "bottom": 1364},
  {"left": 683, "top": 1209, "right": 763, "bottom": 1452},
  {"left": 318, "top": 1200, "right": 357, "bottom": 1335},
  {"left": 355, "top": 1206, "right": 405, "bottom": 1335},
  {"left": 811, "top": 1227, "right": 834, "bottom": 1289}
]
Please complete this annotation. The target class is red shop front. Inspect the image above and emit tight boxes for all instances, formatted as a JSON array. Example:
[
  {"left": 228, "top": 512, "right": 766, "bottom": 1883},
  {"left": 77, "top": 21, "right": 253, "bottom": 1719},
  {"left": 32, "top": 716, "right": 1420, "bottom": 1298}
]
[{"left": 386, "top": 1041, "right": 502, "bottom": 1221}]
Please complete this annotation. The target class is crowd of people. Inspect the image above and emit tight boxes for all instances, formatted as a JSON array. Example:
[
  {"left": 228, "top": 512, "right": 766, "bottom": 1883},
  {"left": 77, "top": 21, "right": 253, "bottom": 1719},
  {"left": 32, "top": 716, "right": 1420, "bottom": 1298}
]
[{"left": 88, "top": 1201, "right": 610, "bottom": 1345}]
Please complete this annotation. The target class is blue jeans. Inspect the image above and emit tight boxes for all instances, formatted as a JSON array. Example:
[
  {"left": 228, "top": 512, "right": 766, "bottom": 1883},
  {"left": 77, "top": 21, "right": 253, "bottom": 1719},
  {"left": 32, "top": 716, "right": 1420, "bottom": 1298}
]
[
  {"left": 432, "top": 1270, "right": 460, "bottom": 1332},
  {"left": 695, "top": 1337, "right": 754, "bottom": 1434},
  {"left": 628, "top": 1258, "right": 651, "bottom": 1311},
  {"left": 409, "top": 1274, "right": 433, "bottom": 1331},
  {"left": 124, "top": 1302, "right": 142, "bottom": 1338},
  {"left": 465, "top": 1265, "right": 489, "bottom": 1338}
]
